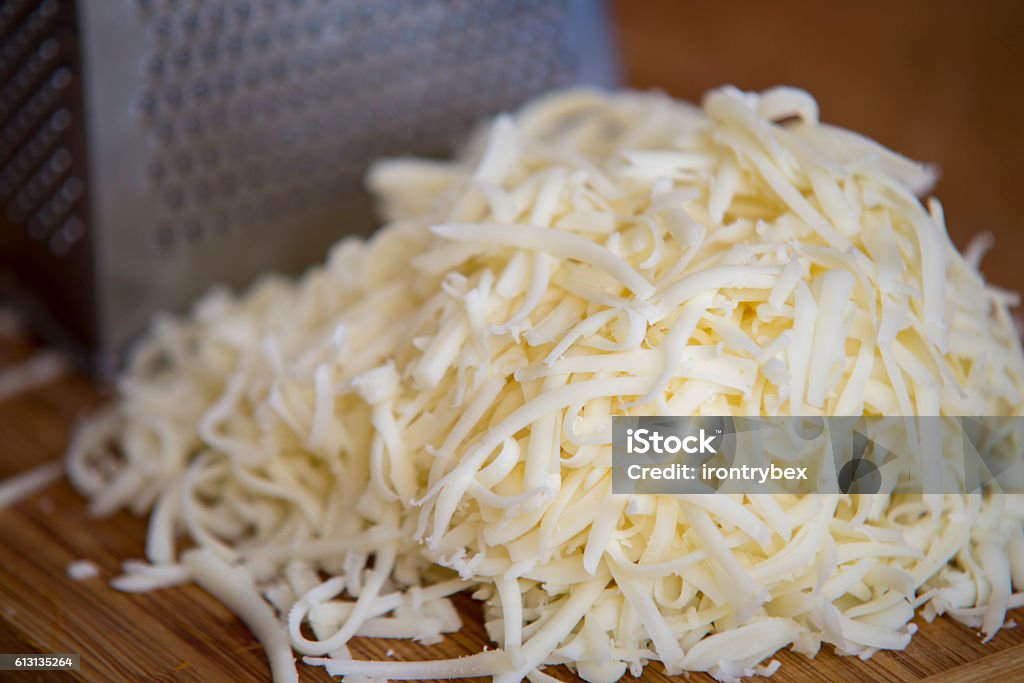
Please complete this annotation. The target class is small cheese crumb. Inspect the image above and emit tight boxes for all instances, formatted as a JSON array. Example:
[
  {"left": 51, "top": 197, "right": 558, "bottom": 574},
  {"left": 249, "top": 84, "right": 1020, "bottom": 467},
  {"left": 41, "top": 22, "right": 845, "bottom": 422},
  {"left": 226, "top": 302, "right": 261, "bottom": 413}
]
[{"left": 66, "top": 560, "right": 100, "bottom": 581}]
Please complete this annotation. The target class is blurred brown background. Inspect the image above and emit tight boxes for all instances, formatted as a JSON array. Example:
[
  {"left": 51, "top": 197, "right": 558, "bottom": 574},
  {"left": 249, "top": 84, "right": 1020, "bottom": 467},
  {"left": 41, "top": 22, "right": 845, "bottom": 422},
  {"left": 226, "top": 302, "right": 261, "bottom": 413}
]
[{"left": 612, "top": 0, "right": 1024, "bottom": 294}]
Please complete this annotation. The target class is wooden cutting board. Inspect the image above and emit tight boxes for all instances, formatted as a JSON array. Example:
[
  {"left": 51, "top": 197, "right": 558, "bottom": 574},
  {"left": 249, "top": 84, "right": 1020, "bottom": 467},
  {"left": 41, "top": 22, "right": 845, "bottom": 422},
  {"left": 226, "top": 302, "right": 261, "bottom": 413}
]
[{"left": 1, "top": 335, "right": 1022, "bottom": 682}]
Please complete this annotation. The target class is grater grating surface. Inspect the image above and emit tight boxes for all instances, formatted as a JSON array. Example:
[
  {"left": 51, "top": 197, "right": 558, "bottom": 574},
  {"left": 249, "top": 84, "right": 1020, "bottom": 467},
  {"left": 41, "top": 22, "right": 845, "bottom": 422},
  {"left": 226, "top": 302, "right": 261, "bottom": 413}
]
[
  {"left": 135, "top": 0, "right": 581, "bottom": 253},
  {"left": 1, "top": 0, "right": 617, "bottom": 364},
  {"left": 0, "top": 0, "right": 95, "bottom": 346}
]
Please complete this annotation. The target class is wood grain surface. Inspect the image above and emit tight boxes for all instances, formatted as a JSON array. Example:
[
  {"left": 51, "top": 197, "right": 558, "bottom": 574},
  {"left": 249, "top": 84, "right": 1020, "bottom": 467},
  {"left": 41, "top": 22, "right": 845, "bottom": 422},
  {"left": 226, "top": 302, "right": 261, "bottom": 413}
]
[
  {"left": 4, "top": 2, "right": 1024, "bottom": 680},
  {"left": 1, "top": 338, "right": 1023, "bottom": 681}
]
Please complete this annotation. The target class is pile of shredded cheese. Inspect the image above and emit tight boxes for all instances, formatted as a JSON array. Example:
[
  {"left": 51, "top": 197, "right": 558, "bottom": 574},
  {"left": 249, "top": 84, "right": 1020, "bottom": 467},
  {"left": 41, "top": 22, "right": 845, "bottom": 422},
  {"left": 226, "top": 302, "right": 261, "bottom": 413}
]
[{"left": 66, "top": 86, "right": 1024, "bottom": 682}]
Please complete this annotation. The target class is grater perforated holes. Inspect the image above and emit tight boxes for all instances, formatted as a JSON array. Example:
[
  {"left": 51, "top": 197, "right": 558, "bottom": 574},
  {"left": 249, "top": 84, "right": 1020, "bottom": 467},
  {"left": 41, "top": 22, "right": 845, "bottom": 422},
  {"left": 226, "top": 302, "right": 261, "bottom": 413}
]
[
  {"left": 225, "top": 34, "right": 244, "bottom": 60},
  {"left": 48, "top": 215, "right": 84, "bottom": 255},
  {"left": 207, "top": 105, "right": 228, "bottom": 130},
  {"left": 1, "top": 69, "right": 66, "bottom": 149},
  {"left": 181, "top": 112, "right": 201, "bottom": 137},
  {"left": 144, "top": 54, "right": 165, "bottom": 80},
  {"left": 31, "top": 191, "right": 68, "bottom": 237},
  {"left": 164, "top": 185, "right": 184, "bottom": 209},
  {"left": 172, "top": 46, "right": 191, "bottom": 72},
  {"left": 252, "top": 27, "right": 270, "bottom": 52},
  {"left": 0, "top": 38, "right": 61, "bottom": 120},
  {"left": 0, "top": 110, "right": 66, "bottom": 199},
  {"left": 216, "top": 71, "right": 236, "bottom": 95},
  {"left": 27, "top": 215, "right": 49, "bottom": 240},
  {"left": 205, "top": 6, "right": 225, "bottom": 32},
  {"left": 232, "top": 2, "right": 252, "bottom": 25},
  {"left": 148, "top": 121, "right": 174, "bottom": 145},
  {"left": 7, "top": 145, "right": 70, "bottom": 223},
  {"left": 34, "top": 1, "right": 57, "bottom": 23},
  {"left": 207, "top": 209, "right": 229, "bottom": 235},
  {"left": 148, "top": 158, "right": 166, "bottom": 181},
  {"left": 218, "top": 171, "right": 238, "bottom": 198},
  {"left": 304, "top": 18, "right": 322, "bottom": 41},
  {"left": 200, "top": 41, "right": 218, "bottom": 65},
  {"left": 243, "top": 64, "right": 263, "bottom": 89},
  {"left": 163, "top": 84, "right": 182, "bottom": 109},
  {"left": 182, "top": 216, "right": 202, "bottom": 241},
  {"left": 190, "top": 78, "right": 209, "bottom": 101},
  {"left": 173, "top": 150, "right": 192, "bottom": 174},
  {"left": 279, "top": 21, "right": 298, "bottom": 47},
  {"left": 149, "top": 15, "right": 173, "bottom": 42},
  {"left": 59, "top": 175, "right": 82, "bottom": 202},
  {"left": 62, "top": 214, "right": 83, "bottom": 241},
  {"left": 269, "top": 58, "right": 287, "bottom": 82},
  {"left": 47, "top": 147, "right": 71, "bottom": 173},
  {"left": 155, "top": 223, "right": 176, "bottom": 252},
  {"left": 192, "top": 179, "right": 211, "bottom": 205},
  {"left": 134, "top": 90, "right": 157, "bottom": 120},
  {"left": 199, "top": 144, "right": 218, "bottom": 167},
  {"left": 0, "top": 0, "right": 32, "bottom": 34},
  {"left": 181, "top": 9, "right": 200, "bottom": 35}
]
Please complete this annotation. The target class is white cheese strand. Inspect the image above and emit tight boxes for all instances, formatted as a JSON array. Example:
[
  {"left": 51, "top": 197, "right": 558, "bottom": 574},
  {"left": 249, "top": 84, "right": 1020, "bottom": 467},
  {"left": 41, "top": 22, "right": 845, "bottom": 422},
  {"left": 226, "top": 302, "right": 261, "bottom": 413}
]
[
  {"left": 0, "top": 460, "right": 62, "bottom": 510},
  {"left": 0, "top": 351, "right": 67, "bottom": 403},
  {"left": 183, "top": 549, "right": 298, "bottom": 683}
]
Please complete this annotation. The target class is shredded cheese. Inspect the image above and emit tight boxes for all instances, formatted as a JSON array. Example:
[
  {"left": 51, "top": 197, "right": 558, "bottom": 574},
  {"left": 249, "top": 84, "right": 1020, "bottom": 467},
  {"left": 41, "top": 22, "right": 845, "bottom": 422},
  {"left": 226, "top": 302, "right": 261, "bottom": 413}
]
[{"left": 64, "top": 86, "right": 1024, "bottom": 682}]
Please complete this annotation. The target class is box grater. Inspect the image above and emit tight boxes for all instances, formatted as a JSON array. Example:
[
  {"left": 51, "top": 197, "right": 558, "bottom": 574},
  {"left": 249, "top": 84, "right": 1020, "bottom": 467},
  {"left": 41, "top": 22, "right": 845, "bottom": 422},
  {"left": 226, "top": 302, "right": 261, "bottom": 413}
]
[{"left": 0, "top": 0, "right": 617, "bottom": 369}]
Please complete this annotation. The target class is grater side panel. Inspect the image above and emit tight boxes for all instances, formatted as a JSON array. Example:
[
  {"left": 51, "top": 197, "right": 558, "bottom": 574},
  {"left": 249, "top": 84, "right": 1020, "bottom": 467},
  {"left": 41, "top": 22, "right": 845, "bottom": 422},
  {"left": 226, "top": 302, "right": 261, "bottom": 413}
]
[
  {"left": 565, "top": 0, "right": 621, "bottom": 89},
  {"left": 77, "top": 0, "right": 177, "bottom": 354},
  {"left": 0, "top": 0, "right": 98, "bottom": 349},
  {"left": 79, "top": 0, "right": 619, "bottom": 356}
]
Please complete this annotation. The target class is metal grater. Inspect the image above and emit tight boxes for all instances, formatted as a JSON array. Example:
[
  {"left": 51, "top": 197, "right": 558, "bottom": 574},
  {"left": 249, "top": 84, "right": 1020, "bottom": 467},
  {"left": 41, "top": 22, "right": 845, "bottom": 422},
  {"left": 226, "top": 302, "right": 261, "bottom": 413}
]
[{"left": 0, "top": 0, "right": 617, "bottom": 369}]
